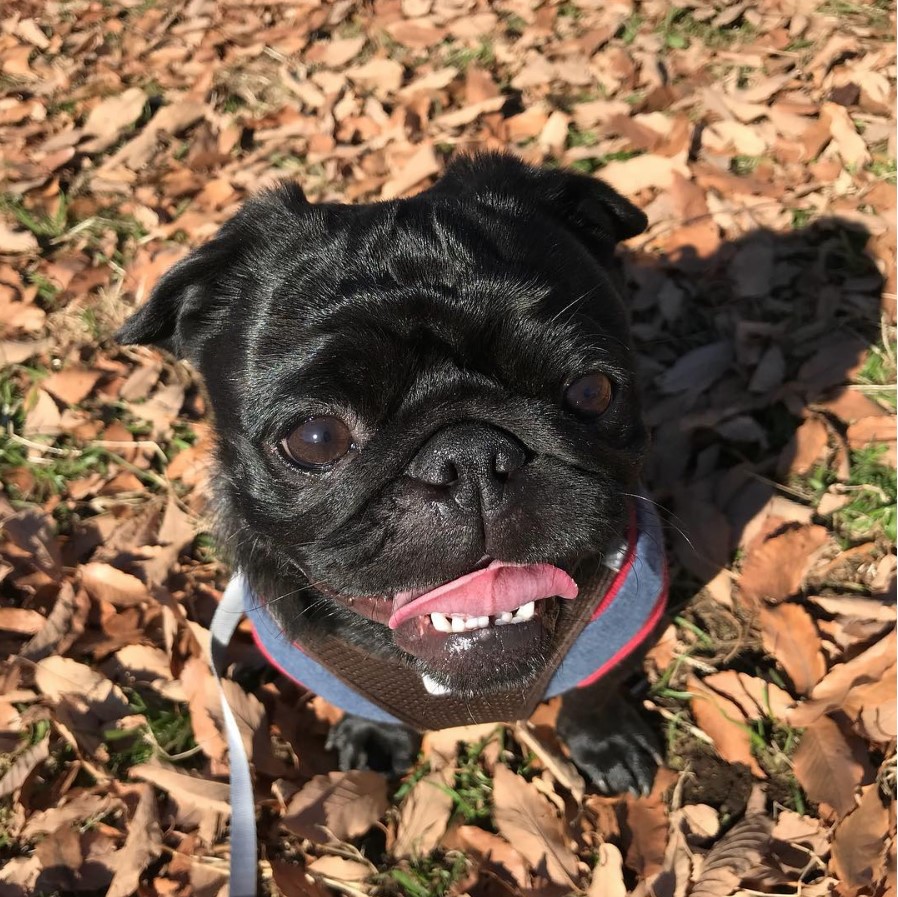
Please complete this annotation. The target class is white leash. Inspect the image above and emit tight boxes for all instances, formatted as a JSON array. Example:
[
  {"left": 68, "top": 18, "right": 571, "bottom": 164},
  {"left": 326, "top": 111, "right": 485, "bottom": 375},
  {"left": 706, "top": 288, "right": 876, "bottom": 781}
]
[{"left": 209, "top": 574, "right": 258, "bottom": 897}]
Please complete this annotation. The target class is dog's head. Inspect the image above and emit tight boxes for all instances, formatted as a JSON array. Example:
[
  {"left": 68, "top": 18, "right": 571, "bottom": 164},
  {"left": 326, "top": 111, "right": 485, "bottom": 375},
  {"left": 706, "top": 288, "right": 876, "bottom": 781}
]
[{"left": 118, "top": 153, "right": 649, "bottom": 696}]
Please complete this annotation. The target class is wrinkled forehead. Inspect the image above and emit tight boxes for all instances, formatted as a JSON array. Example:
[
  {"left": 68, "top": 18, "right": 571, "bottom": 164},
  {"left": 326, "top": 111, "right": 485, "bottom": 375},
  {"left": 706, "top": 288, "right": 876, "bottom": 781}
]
[{"left": 238, "top": 198, "right": 632, "bottom": 417}]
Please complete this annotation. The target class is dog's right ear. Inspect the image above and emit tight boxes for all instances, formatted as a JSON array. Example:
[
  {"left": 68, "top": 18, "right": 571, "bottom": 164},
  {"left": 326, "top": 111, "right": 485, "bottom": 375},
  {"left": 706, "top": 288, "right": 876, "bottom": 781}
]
[{"left": 116, "top": 182, "right": 308, "bottom": 362}]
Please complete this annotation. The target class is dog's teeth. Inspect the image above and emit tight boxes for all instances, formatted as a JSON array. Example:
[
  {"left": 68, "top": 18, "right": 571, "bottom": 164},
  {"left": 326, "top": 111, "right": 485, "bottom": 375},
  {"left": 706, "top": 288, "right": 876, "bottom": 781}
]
[
  {"left": 464, "top": 616, "right": 481, "bottom": 631},
  {"left": 495, "top": 611, "right": 514, "bottom": 626},
  {"left": 512, "top": 601, "right": 535, "bottom": 622},
  {"left": 430, "top": 612, "right": 452, "bottom": 633},
  {"left": 476, "top": 615, "right": 489, "bottom": 629},
  {"left": 450, "top": 616, "right": 466, "bottom": 633}
]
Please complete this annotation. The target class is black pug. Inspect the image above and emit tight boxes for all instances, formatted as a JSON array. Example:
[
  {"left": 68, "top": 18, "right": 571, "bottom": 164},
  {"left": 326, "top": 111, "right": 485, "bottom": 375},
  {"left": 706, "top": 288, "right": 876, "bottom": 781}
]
[{"left": 118, "top": 152, "right": 668, "bottom": 796}]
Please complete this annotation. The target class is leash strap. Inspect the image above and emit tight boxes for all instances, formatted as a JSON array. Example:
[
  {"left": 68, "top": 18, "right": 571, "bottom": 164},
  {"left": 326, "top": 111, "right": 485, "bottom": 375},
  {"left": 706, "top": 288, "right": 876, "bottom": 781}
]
[{"left": 209, "top": 574, "right": 258, "bottom": 897}]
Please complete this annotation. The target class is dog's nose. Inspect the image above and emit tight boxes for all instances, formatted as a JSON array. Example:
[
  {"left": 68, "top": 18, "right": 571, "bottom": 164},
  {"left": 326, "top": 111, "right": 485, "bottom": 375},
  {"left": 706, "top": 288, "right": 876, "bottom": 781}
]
[{"left": 407, "top": 423, "right": 528, "bottom": 510}]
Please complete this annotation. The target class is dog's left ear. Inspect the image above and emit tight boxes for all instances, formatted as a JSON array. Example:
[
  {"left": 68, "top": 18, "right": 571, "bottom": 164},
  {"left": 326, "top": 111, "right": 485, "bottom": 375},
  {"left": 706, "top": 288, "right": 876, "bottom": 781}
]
[
  {"left": 431, "top": 152, "right": 647, "bottom": 252},
  {"left": 116, "top": 182, "right": 309, "bottom": 362}
]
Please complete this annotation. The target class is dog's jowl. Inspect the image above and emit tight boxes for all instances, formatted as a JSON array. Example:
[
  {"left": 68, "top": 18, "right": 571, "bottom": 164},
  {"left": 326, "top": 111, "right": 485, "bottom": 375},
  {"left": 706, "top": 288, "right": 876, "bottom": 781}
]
[{"left": 118, "top": 152, "right": 667, "bottom": 796}]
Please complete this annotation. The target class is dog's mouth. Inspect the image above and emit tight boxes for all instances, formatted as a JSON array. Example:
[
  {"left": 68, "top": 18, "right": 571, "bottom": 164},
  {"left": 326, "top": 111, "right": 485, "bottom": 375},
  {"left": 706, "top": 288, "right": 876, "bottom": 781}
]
[
  {"left": 322, "top": 561, "right": 579, "bottom": 676},
  {"left": 389, "top": 560, "right": 577, "bottom": 629}
]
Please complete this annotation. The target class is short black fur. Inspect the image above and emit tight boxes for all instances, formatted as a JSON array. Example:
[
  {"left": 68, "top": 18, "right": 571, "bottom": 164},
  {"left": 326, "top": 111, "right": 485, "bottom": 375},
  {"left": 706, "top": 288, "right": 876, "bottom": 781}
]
[{"left": 118, "top": 152, "right": 661, "bottom": 792}]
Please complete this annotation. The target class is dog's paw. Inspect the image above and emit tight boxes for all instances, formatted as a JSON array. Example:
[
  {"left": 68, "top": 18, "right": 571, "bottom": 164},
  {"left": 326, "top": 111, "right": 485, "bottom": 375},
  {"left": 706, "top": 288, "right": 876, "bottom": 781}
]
[
  {"left": 325, "top": 715, "right": 421, "bottom": 779},
  {"left": 558, "top": 696, "right": 663, "bottom": 797}
]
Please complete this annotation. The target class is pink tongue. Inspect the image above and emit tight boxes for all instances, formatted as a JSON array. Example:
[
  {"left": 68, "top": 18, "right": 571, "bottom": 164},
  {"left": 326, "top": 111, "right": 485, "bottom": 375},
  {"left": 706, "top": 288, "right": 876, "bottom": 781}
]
[{"left": 388, "top": 561, "right": 578, "bottom": 630}]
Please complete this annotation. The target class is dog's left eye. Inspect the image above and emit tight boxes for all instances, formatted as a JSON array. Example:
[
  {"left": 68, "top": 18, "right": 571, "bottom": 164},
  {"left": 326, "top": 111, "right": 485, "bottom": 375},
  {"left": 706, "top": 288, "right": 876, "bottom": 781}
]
[
  {"left": 564, "top": 372, "right": 614, "bottom": 416},
  {"left": 281, "top": 416, "right": 353, "bottom": 468}
]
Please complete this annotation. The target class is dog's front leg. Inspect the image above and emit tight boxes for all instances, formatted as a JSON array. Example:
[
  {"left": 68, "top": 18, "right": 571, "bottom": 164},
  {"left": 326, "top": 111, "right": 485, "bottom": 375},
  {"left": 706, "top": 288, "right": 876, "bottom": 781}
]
[
  {"left": 557, "top": 680, "right": 663, "bottom": 797},
  {"left": 326, "top": 715, "right": 421, "bottom": 778}
]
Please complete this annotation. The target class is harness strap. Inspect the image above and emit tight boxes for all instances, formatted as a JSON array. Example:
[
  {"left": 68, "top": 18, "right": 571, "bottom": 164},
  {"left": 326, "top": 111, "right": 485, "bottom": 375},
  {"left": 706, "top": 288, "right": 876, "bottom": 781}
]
[{"left": 209, "top": 576, "right": 258, "bottom": 897}]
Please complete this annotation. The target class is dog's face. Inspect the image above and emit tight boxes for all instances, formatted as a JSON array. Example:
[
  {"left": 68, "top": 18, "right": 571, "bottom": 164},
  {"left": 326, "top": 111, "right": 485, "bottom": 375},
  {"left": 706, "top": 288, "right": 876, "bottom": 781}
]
[{"left": 119, "top": 153, "right": 649, "bottom": 696}]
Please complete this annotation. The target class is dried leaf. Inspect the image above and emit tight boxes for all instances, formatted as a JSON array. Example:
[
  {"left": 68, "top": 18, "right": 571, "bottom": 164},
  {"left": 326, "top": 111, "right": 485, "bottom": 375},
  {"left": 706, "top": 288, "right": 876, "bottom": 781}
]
[
  {"left": 830, "top": 785, "right": 889, "bottom": 890},
  {"left": 759, "top": 603, "right": 826, "bottom": 695},
  {"left": 688, "top": 675, "right": 765, "bottom": 778},
  {"left": 20, "top": 581, "right": 85, "bottom": 661},
  {"left": 587, "top": 842, "right": 626, "bottom": 897},
  {"left": 129, "top": 762, "right": 231, "bottom": 816},
  {"left": 0, "top": 222, "right": 39, "bottom": 254},
  {"left": 738, "top": 525, "right": 829, "bottom": 605},
  {"left": 792, "top": 716, "right": 866, "bottom": 818},
  {"left": 307, "top": 856, "right": 374, "bottom": 884},
  {"left": 491, "top": 763, "right": 578, "bottom": 885},
  {"left": 106, "top": 785, "right": 163, "bottom": 897},
  {"left": 80, "top": 563, "right": 151, "bottom": 607},
  {"left": 283, "top": 771, "right": 388, "bottom": 844},
  {"left": 41, "top": 369, "right": 101, "bottom": 406},
  {"left": 393, "top": 764, "right": 455, "bottom": 858},
  {"left": 787, "top": 628, "right": 897, "bottom": 726},
  {"left": 0, "top": 736, "right": 50, "bottom": 798},
  {"left": 691, "top": 814, "right": 772, "bottom": 897},
  {"left": 34, "top": 655, "right": 131, "bottom": 720},
  {"left": 658, "top": 341, "right": 732, "bottom": 395},
  {"left": 82, "top": 88, "right": 148, "bottom": 153}
]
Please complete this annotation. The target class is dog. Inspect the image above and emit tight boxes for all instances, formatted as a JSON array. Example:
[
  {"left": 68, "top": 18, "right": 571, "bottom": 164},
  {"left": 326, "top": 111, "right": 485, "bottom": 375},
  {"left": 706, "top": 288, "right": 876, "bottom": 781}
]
[{"left": 118, "top": 152, "right": 667, "bottom": 796}]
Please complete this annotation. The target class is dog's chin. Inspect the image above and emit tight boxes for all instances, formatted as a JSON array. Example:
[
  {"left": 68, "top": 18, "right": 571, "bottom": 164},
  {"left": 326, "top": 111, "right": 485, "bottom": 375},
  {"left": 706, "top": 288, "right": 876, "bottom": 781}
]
[{"left": 396, "top": 597, "right": 560, "bottom": 696}]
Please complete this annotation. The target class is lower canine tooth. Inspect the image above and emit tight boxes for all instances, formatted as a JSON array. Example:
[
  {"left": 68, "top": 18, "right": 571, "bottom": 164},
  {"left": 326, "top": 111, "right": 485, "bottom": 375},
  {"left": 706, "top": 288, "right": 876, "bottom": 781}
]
[
  {"left": 430, "top": 612, "right": 452, "bottom": 633},
  {"left": 496, "top": 611, "right": 514, "bottom": 625}
]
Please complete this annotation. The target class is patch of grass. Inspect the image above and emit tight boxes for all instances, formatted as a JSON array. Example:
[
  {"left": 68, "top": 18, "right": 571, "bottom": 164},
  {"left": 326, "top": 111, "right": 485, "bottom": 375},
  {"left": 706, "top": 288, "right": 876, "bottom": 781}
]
[
  {"left": 785, "top": 37, "right": 814, "bottom": 51},
  {"left": 569, "top": 149, "right": 644, "bottom": 174},
  {"left": 656, "top": 7, "right": 758, "bottom": 50},
  {"left": 868, "top": 157, "right": 897, "bottom": 184},
  {"left": 383, "top": 853, "right": 468, "bottom": 897},
  {"left": 751, "top": 719, "right": 807, "bottom": 813},
  {"left": 0, "top": 193, "right": 68, "bottom": 241},
  {"left": 501, "top": 11, "right": 527, "bottom": 36},
  {"left": 444, "top": 40, "right": 495, "bottom": 71},
  {"left": 105, "top": 691, "right": 199, "bottom": 773},
  {"left": 435, "top": 732, "right": 500, "bottom": 825},
  {"left": 856, "top": 338, "right": 897, "bottom": 408},
  {"left": 270, "top": 151, "right": 308, "bottom": 171},
  {"left": 221, "top": 94, "right": 246, "bottom": 114},
  {"left": 835, "top": 446, "right": 897, "bottom": 543},
  {"left": 567, "top": 127, "right": 598, "bottom": 149},
  {"left": 819, "top": 0, "right": 892, "bottom": 27},
  {"left": 619, "top": 14, "right": 644, "bottom": 45},
  {"left": 731, "top": 154, "right": 762, "bottom": 176},
  {"left": 557, "top": 1, "right": 580, "bottom": 19},
  {"left": 27, "top": 271, "right": 62, "bottom": 308},
  {"left": 392, "top": 761, "right": 432, "bottom": 803},
  {"left": 791, "top": 207, "right": 814, "bottom": 229}
]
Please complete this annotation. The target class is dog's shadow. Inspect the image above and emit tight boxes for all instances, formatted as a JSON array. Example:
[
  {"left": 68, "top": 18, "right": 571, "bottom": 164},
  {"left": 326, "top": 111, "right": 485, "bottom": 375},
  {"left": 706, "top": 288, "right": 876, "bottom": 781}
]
[{"left": 623, "top": 215, "right": 887, "bottom": 775}]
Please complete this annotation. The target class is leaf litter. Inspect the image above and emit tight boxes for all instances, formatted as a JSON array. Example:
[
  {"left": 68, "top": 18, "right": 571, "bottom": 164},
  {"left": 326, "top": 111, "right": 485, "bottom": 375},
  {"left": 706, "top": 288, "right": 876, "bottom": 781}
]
[{"left": 0, "top": 0, "right": 895, "bottom": 895}]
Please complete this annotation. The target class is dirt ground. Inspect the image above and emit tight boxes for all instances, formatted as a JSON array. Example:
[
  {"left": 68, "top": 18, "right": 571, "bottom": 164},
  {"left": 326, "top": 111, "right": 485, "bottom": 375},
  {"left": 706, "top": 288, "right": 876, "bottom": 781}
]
[{"left": 0, "top": 0, "right": 895, "bottom": 895}]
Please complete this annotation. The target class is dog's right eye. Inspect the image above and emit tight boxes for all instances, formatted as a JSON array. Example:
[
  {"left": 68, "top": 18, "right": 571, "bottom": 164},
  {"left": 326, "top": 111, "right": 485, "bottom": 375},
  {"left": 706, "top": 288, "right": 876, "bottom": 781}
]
[{"left": 281, "top": 416, "right": 353, "bottom": 468}]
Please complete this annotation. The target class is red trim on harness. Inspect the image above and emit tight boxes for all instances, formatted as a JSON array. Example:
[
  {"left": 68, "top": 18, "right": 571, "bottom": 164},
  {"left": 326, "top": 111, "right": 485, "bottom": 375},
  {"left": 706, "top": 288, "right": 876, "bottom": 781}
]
[
  {"left": 576, "top": 563, "right": 669, "bottom": 688},
  {"left": 590, "top": 505, "right": 638, "bottom": 621},
  {"left": 250, "top": 620, "right": 309, "bottom": 690}
]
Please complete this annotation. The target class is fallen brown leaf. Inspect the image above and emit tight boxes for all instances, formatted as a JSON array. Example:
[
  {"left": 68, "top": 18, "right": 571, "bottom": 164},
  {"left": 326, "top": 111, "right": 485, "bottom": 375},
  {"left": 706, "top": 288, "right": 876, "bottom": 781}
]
[
  {"left": 738, "top": 525, "right": 829, "bottom": 605},
  {"left": 690, "top": 814, "right": 772, "bottom": 897},
  {"left": 106, "top": 784, "right": 163, "bottom": 897},
  {"left": 283, "top": 771, "right": 388, "bottom": 844},
  {"left": 792, "top": 715, "right": 868, "bottom": 819},
  {"left": 491, "top": 762, "right": 578, "bottom": 886},
  {"left": 830, "top": 784, "right": 889, "bottom": 893},
  {"left": 393, "top": 763, "right": 455, "bottom": 858},
  {"left": 759, "top": 602, "right": 826, "bottom": 695}
]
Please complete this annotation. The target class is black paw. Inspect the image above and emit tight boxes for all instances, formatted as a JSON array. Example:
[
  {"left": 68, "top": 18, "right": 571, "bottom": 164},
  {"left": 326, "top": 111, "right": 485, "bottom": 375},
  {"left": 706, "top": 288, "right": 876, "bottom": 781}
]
[
  {"left": 558, "top": 694, "right": 662, "bottom": 797},
  {"left": 325, "top": 715, "right": 421, "bottom": 779}
]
